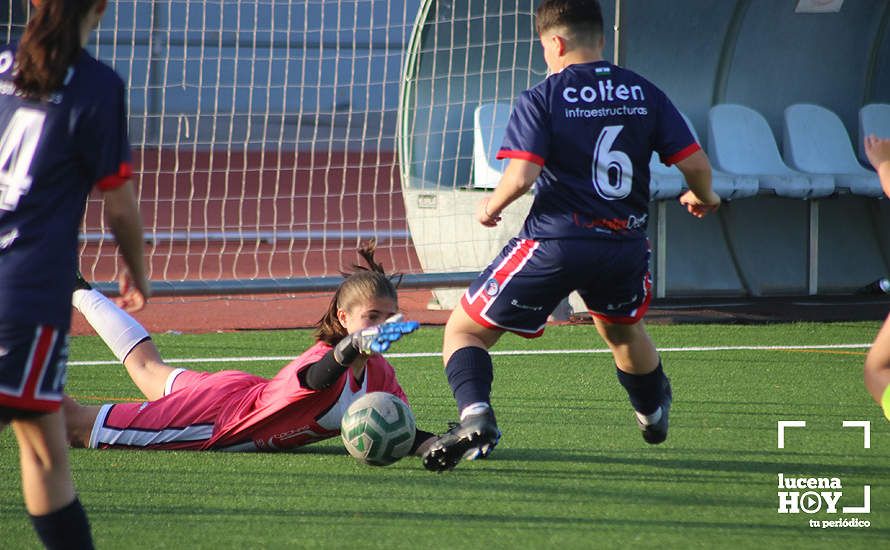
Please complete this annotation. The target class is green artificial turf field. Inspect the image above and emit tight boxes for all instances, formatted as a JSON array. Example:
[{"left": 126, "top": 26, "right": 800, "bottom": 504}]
[{"left": 1, "top": 322, "right": 887, "bottom": 548}]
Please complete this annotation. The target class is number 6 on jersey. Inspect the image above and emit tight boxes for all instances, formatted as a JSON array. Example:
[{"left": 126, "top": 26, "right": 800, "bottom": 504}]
[{"left": 592, "top": 125, "right": 633, "bottom": 201}]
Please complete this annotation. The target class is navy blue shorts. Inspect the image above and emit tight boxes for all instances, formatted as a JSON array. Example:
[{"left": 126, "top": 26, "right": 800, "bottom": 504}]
[
  {"left": 0, "top": 324, "right": 69, "bottom": 417},
  {"left": 461, "top": 237, "right": 652, "bottom": 338}
]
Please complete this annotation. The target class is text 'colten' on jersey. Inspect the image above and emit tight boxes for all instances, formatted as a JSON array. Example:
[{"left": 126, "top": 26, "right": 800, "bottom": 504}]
[{"left": 562, "top": 80, "right": 646, "bottom": 104}]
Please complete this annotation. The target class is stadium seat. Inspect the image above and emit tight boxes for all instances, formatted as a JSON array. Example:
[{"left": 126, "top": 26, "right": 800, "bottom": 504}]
[
  {"left": 650, "top": 114, "right": 758, "bottom": 200},
  {"left": 783, "top": 103, "right": 882, "bottom": 197},
  {"left": 473, "top": 103, "right": 511, "bottom": 189},
  {"left": 713, "top": 169, "right": 759, "bottom": 200},
  {"left": 707, "top": 104, "right": 834, "bottom": 199},
  {"left": 648, "top": 153, "right": 686, "bottom": 200},
  {"left": 859, "top": 103, "right": 890, "bottom": 165}
]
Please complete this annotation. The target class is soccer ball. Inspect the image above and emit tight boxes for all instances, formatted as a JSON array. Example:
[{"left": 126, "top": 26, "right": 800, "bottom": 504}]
[{"left": 341, "top": 392, "right": 416, "bottom": 466}]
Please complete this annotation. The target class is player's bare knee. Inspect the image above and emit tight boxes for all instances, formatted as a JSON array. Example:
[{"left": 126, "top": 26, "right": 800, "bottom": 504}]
[
  {"left": 61, "top": 397, "right": 94, "bottom": 448},
  {"left": 596, "top": 320, "right": 642, "bottom": 346},
  {"left": 444, "top": 305, "right": 476, "bottom": 337},
  {"left": 61, "top": 400, "right": 82, "bottom": 447},
  {"left": 863, "top": 347, "right": 889, "bottom": 377},
  {"left": 443, "top": 306, "right": 502, "bottom": 364},
  {"left": 61, "top": 395, "right": 78, "bottom": 419},
  {"left": 123, "top": 340, "right": 164, "bottom": 371},
  {"left": 864, "top": 353, "right": 877, "bottom": 375}
]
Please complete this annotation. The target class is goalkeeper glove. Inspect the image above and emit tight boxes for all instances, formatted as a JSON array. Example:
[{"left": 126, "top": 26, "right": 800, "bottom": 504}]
[{"left": 333, "top": 314, "right": 420, "bottom": 365}]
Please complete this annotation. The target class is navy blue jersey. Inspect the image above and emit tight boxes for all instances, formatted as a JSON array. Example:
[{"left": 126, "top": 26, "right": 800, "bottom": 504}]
[
  {"left": 0, "top": 44, "right": 132, "bottom": 329},
  {"left": 497, "top": 60, "right": 699, "bottom": 240}
]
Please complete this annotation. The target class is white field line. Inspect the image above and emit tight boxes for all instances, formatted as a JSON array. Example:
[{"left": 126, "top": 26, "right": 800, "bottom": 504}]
[{"left": 68, "top": 343, "right": 872, "bottom": 367}]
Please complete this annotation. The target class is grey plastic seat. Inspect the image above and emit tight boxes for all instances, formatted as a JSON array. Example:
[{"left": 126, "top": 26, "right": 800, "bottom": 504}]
[
  {"left": 472, "top": 103, "right": 511, "bottom": 189},
  {"left": 783, "top": 103, "right": 882, "bottom": 197},
  {"left": 650, "top": 113, "right": 758, "bottom": 200},
  {"left": 708, "top": 104, "right": 834, "bottom": 198},
  {"left": 648, "top": 152, "right": 687, "bottom": 200}
]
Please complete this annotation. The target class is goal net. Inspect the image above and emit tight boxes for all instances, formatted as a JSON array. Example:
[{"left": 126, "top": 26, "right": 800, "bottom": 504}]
[
  {"left": 3, "top": 0, "right": 546, "bottom": 295},
  {"left": 4, "top": 0, "right": 422, "bottom": 287}
]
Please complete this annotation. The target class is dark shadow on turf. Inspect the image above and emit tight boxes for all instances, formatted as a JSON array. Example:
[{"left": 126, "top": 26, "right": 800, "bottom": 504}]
[
  {"left": 85, "top": 503, "right": 890, "bottom": 540},
  {"left": 489, "top": 448, "right": 890, "bottom": 477}
]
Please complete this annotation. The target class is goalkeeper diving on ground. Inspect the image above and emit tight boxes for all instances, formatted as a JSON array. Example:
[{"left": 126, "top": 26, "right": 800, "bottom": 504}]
[{"left": 63, "top": 244, "right": 440, "bottom": 456}]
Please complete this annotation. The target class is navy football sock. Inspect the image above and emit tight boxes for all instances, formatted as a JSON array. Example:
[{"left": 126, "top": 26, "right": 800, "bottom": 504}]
[
  {"left": 446, "top": 346, "right": 494, "bottom": 413},
  {"left": 29, "top": 497, "right": 94, "bottom": 550},
  {"left": 616, "top": 361, "right": 667, "bottom": 415}
]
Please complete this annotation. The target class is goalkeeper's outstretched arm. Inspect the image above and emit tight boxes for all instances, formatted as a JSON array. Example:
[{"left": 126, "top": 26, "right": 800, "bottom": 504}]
[{"left": 299, "top": 315, "right": 420, "bottom": 390}]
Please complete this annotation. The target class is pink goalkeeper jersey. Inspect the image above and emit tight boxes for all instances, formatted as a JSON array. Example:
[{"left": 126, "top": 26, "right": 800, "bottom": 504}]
[
  {"left": 209, "top": 341, "right": 409, "bottom": 451},
  {"left": 90, "top": 341, "right": 409, "bottom": 451}
]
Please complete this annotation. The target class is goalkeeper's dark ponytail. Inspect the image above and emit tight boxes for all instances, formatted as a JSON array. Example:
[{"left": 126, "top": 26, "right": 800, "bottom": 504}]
[{"left": 314, "top": 241, "right": 400, "bottom": 346}]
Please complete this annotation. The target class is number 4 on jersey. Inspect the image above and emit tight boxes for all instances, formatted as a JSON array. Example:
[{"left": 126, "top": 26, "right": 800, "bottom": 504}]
[
  {"left": 592, "top": 125, "right": 633, "bottom": 201},
  {"left": 0, "top": 108, "right": 46, "bottom": 212}
]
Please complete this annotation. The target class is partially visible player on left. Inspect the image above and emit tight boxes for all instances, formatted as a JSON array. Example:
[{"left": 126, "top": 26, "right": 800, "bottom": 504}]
[{"left": 0, "top": 0, "right": 149, "bottom": 548}]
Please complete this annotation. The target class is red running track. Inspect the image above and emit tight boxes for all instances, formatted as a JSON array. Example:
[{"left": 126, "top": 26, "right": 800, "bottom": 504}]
[
  {"left": 72, "top": 149, "right": 446, "bottom": 335},
  {"left": 79, "top": 149, "right": 423, "bottom": 281}
]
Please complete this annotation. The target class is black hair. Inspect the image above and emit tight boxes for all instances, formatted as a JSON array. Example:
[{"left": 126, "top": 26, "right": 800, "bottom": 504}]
[{"left": 535, "top": 0, "right": 604, "bottom": 45}]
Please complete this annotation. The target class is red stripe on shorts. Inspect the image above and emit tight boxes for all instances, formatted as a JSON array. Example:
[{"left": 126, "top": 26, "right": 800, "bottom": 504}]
[
  {"left": 0, "top": 326, "right": 61, "bottom": 413},
  {"left": 462, "top": 239, "right": 544, "bottom": 337}
]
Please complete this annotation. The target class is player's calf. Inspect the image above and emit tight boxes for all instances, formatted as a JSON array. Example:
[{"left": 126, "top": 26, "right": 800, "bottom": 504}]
[
  {"left": 616, "top": 361, "right": 672, "bottom": 444},
  {"left": 635, "top": 377, "right": 671, "bottom": 444},
  {"left": 61, "top": 396, "right": 99, "bottom": 448}
]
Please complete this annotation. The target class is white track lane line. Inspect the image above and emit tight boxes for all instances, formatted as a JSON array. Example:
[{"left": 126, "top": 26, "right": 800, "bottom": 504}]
[{"left": 68, "top": 343, "right": 872, "bottom": 366}]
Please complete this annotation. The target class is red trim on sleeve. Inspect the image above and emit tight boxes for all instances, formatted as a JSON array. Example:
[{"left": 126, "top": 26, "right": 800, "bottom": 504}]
[
  {"left": 661, "top": 142, "right": 701, "bottom": 166},
  {"left": 496, "top": 149, "right": 545, "bottom": 166},
  {"left": 96, "top": 162, "right": 133, "bottom": 191}
]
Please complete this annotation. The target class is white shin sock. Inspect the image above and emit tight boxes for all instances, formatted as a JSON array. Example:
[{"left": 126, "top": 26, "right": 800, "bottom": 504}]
[{"left": 72, "top": 289, "right": 150, "bottom": 362}]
